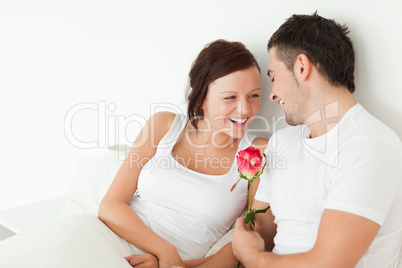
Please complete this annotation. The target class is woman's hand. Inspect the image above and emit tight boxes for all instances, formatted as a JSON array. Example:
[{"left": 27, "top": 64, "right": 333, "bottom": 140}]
[
  {"left": 125, "top": 247, "right": 184, "bottom": 268},
  {"left": 125, "top": 254, "right": 158, "bottom": 268},
  {"left": 157, "top": 247, "right": 185, "bottom": 268}
]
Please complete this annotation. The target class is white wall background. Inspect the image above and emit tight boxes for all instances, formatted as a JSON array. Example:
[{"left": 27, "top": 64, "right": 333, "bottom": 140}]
[{"left": 0, "top": 0, "right": 401, "bottom": 210}]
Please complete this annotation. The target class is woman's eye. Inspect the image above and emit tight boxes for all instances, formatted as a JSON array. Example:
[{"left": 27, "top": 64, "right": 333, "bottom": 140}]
[
  {"left": 250, "top": 94, "right": 260, "bottom": 98},
  {"left": 224, "top": 96, "right": 236, "bottom": 100}
]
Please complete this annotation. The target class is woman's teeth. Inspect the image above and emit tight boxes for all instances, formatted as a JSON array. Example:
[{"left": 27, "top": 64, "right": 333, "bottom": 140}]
[{"left": 228, "top": 117, "right": 247, "bottom": 124}]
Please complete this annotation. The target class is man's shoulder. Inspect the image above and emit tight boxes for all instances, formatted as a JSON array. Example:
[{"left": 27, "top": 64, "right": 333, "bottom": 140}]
[{"left": 342, "top": 104, "right": 402, "bottom": 154}]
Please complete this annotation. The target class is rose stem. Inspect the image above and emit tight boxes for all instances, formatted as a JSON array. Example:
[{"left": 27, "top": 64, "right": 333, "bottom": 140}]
[{"left": 249, "top": 180, "right": 255, "bottom": 231}]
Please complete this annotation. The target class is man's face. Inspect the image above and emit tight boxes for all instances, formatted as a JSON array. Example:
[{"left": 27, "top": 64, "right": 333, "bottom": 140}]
[{"left": 267, "top": 47, "right": 307, "bottom": 126}]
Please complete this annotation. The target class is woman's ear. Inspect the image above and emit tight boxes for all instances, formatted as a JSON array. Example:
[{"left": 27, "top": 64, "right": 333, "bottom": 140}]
[{"left": 201, "top": 99, "right": 207, "bottom": 110}]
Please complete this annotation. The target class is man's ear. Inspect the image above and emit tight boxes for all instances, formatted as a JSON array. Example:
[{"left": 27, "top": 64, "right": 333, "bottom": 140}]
[{"left": 295, "top": 54, "right": 311, "bottom": 81}]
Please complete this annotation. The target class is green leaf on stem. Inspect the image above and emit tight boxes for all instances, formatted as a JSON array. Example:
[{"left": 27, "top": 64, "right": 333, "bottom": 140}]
[{"left": 244, "top": 206, "right": 271, "bottom": 224}]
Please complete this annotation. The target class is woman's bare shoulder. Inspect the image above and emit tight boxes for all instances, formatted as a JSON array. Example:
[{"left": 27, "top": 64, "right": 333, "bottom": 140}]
[{"left": 148, "top": 111, "right": 180, "bottom": 144}]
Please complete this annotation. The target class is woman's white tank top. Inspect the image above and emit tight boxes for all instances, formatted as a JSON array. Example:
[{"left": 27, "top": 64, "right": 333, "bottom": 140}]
[{"left": 129, "top": 113, "right": 257, "bottom": 259}]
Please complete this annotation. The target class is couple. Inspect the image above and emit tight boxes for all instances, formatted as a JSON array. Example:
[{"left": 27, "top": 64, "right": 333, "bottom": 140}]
[
  {"left": 2, "top": 12, "right": 402, "bottom": 268},
  {"left": 100, "top": 12, "right": 402, "bottom": 267}
]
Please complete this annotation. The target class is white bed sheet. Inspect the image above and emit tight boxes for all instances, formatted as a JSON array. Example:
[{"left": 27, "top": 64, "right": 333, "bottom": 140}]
[
  {"left": 1, "top": 145, "right": 399, "bottom": 267},
  {"left": 0, "top": 214, "right": 136, "bottom": 268}
]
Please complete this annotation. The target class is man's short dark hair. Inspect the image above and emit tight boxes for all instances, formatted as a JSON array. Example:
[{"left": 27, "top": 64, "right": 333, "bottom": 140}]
[{"left": 268, "top": 12, "right": 355, "bottom": 93}]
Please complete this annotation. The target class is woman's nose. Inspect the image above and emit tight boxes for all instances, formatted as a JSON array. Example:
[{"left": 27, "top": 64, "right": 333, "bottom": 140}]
[{"left": 236, "top": 98, "right": 251, "bottom": 114}]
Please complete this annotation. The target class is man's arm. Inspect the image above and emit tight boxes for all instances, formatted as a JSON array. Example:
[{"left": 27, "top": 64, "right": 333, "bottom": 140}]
[{"left": 233, "top": 209, "right": 380, "bottom": 268}]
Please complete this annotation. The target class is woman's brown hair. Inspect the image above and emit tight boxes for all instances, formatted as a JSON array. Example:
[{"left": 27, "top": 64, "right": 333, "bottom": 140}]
[{"left": 187, "top": 39, "right": 260, "bottom": 129}]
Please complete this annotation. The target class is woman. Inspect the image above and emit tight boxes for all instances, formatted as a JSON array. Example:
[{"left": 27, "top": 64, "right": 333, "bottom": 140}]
[
  {"left": 0, "top": 39, "right": 268, "bottom": 268},
  {"left": 98, "top": 39, "right": 268, "bottom": 267}
]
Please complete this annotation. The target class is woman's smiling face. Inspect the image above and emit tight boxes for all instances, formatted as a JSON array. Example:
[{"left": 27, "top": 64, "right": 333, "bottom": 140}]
[{"left": 201, "top": 66, "right": 261, "bottom": 139}]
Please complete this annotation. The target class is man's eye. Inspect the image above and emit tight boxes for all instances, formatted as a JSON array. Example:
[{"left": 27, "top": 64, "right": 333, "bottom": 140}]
[{"left": 271, "top": 78, "right": 274, "bottom": 82}]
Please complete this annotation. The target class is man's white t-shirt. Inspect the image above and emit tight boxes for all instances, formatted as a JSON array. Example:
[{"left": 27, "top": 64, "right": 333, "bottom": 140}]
[{"left": 255, "top": 103, "right": 402, "bottom": 267}]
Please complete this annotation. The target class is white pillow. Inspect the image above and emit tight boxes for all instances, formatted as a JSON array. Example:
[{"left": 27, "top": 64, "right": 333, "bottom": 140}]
[
  {"left": 399, "top": 245, "right": 402, "bottom": 268},
  {"left": 60, "top": 145, "right": 128, "bottom": 217},
  {"left": 60, "top": 145, "right": 233, "bottom": 256}
]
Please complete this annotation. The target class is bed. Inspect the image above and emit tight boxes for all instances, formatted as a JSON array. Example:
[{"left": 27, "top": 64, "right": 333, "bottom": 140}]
[
  {"left": 0, "top": 145, "right": 401, "bottom": 267},
  {"left": 0, "top": 145, "right": 234, "bottom": 267}
]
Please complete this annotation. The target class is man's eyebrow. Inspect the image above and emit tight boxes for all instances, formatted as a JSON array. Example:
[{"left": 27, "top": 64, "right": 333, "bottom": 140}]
[{"left": 267, "top": 69, "right": 272, "bottom": 77}]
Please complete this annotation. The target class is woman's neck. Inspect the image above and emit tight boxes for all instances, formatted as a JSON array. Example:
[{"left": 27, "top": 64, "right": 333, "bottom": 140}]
[{"left": 187, "top": 120, "right": 240, "bottom": 149}]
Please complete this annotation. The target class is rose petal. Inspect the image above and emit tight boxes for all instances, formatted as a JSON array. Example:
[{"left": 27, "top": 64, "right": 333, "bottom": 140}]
[
  {"left": 237, "top": 156, "right": 254, "bottom": 173},
  {"left": 237, "top": 147, "right": 264, "bottom": 180}
]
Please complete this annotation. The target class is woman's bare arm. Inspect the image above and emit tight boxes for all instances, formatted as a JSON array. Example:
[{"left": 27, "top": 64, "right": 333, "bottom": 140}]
[{"left": 98, "top": 112, "right": 184, "bottom": 267}]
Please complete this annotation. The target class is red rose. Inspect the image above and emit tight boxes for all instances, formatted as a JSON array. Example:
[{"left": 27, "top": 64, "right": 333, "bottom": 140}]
[
  {"left": 231, "top": 147, "right": 266, "bottom": 192},
  {"left": 236, "top": 147, "right": 263, "bottom": 180},
  {"left": 230, "top": 146, "right": 270, "bottom": 236}
]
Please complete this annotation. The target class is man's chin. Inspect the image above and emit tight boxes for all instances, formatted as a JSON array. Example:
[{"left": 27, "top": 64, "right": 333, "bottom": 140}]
[{"left": 285, "top": 117, "right": 302, "bottom": 126}]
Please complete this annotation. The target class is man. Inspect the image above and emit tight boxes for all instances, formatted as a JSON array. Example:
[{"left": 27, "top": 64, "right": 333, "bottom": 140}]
[{"left": 232, "top": 12, "right": 402, "bottom": 267}]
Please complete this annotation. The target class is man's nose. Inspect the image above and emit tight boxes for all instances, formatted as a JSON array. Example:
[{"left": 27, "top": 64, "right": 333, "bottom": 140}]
[{"left": 269, "top": 90, "right": 277, "bottom": 102}]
